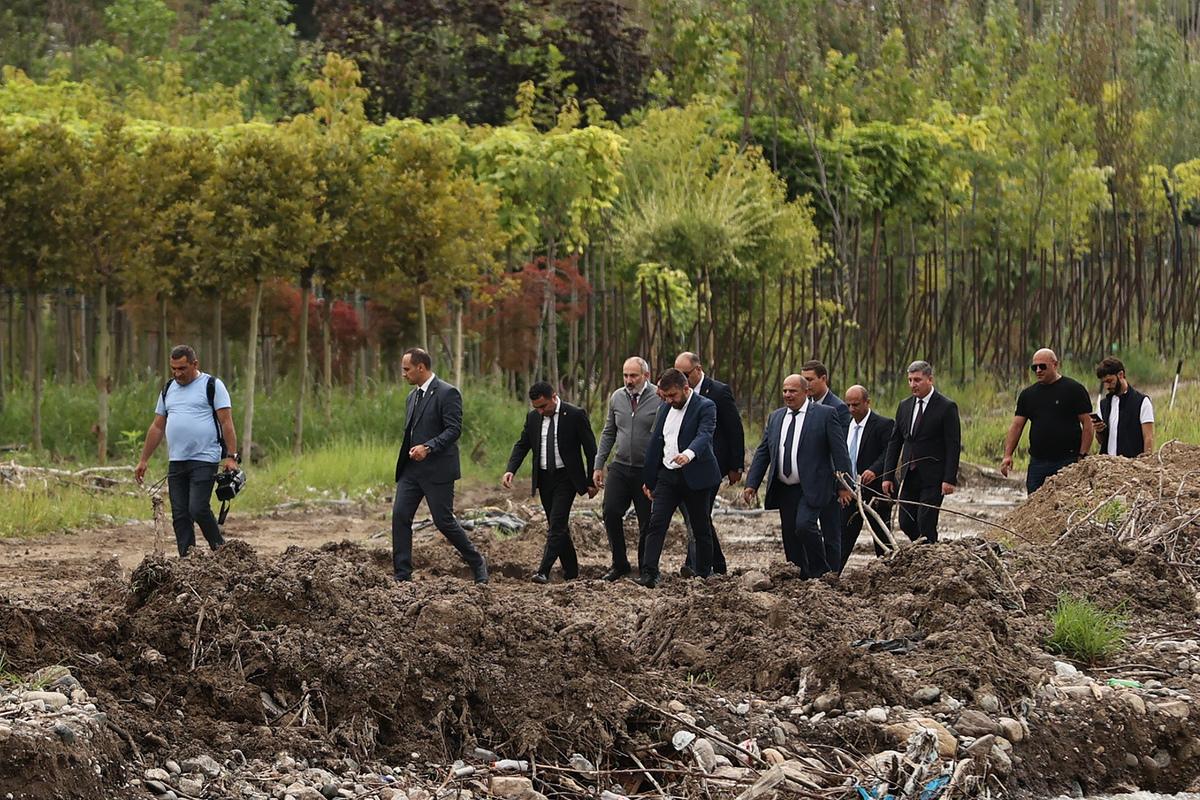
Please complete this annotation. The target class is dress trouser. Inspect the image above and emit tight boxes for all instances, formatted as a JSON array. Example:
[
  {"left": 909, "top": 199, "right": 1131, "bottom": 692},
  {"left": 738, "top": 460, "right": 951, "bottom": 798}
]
[
  {"left": 897, "top": 472, "right": 944, "bottom": 544},
  {"left": 167, "top": 460, "right": 225, "bottom": 557},
  {"left": 537, "top": 469, "right": 579, "bottom": 577},
  {"left": 601, "top": 461, "right": 652, "bottom": 570},
  {"left": 681, "top": 485, "right": 727, "bottom": 574},
  {"left": 818, "top": 498, "right": 842, "bottom": 575},
  {"left": 391, "top": 473, "right": 485, "bottom": 580},
  {"left": 775, "top": 483, "right": 829, "bottom": 578},
  {"left": 641, "top": 469, "right": 715, "bottom": 578}
]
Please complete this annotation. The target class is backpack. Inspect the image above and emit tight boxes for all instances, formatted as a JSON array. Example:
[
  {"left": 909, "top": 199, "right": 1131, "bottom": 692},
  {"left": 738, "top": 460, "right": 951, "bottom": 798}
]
[{"left": 160, "top": 376, "right": 227, "bottom": 460}]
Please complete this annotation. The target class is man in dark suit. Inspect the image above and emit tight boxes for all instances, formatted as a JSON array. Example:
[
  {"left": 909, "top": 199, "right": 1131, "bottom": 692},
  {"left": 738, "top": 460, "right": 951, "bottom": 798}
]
[
  {"left": 882, "top": 360, "right": 962, "bottom": 544},
  {"left": 839, "top": 385, "right": 895, "bottom": 569},
  {"left": 674, "top": 351, "right": 744, "bottom": 576},
  {"left": 392, "top": 348, "right": 488, "bottom": 583},
  {"left": 801, "top": 359, "right": 852, "bottom": 570},
  {"left": 636, "top": 368, "right": 723, "bottom": 588},
  {"left": 503, "top": 381, "right": 598, "bottom": 583},
  {"left": 743, "top": 374, "right": 853, "bottom": 577}
]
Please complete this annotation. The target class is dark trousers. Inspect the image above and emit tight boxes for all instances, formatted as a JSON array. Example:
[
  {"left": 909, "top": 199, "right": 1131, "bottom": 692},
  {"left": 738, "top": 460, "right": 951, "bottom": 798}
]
[
  {"left": 167, "top": 460, "right": 225, "bottom": 557},
  {"left": 839, "top": 491, "right": 893, "bottom": 569},
  {"left": 641, "top": 469, "right": 715, "bottom": 578},
  {"left": 681, "top": 485, "right": 727, "bottom": 574},
  {"left": 1026, "top": 455, "right": 1077, "bottom": 495},
  {"left": 391, "top": 473, "right": 485, "bottom": 580},
  {"left": 776, "top": 483, "right": 828, "bottom": 577},
  {"left": 537, "top": 469, "right": 579, "bottom": 577},
  {"left": 897, "top": 473, "right": 944, "bottom": 544},
  {"left": 819, "top": 499, "right": 842, "bottom": 575},
  {"left": 602, "top": 462, "right": 652, "bottom": 570}
]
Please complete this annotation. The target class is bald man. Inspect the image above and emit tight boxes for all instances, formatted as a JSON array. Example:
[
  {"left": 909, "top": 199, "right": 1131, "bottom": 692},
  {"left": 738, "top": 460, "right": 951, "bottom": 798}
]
[
  {"left": 743, "top": 374, "right": 853, "bottom": 577},
  {"left": 1001, "top": 348, "right": 1094, "bottom": 495},
  {"left": 839, "top": 385, "right": 895, "bottom": 569}
]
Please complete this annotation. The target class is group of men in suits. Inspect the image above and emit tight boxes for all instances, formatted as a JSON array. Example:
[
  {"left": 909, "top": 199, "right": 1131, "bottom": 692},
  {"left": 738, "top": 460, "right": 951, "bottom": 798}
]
[{"left": 390, "top": 345, "right": 962, "bottom": 587}]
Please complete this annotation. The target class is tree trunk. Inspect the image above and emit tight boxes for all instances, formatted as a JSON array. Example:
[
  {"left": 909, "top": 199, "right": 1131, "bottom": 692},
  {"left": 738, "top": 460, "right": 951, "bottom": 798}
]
[
  {"left": 159, "top": 292, "right": 169, "bottom": 377},
  {"left": 0, "top": 294, "right": 6, "bottom": 413},
  {"left": 96, "top": 281, "right": 110, "bottom": 464},
  {"left": 241, "top": 279, "right": 265, "bottom": 459},
  {"left": 417, "top": 287, "right": 429, "bottom": 352},
  {"left": 355, "top": 291, "right": 367, "bottom": 393},
  {"left": 213, "top": 294, "right": 223, "bottom": 378},
  {"left": 54, "top": 293, "right": 70, "bottom": 381},
  {"left": 321, "top": 293, "right": 333, "bottom": 423},
  {"left": 453, "top": 294, "right": 464, "bottom": 388},
  {"left": 27, "top": 287, "right": 42, "bottom": 451},
  {"left": 293, "top": 272, "right": 311, "bottom": 456},
  {"left": 7, "top": 289, "right": 16, "bottom": 390},
  {"left": 545, "top": 234, "right": 560, "bottom": 389}
]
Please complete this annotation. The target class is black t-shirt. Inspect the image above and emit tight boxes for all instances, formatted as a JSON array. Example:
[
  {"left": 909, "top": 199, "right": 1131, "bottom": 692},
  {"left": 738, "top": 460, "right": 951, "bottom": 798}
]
[{"left": 1015, "top": 376, "right": 1093, "bottom": 459}]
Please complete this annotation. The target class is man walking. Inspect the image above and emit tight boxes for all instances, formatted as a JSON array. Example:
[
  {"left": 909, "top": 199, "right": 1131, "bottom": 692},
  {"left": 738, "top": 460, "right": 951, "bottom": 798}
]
[
  {"left": 1000, "top": 348, "right": 1094, "bottom": 494},
  {"left": 636, "top": 368, "right": 722, "bottom": 588},
  {"left": 593, "top": 357, "right": 661, "bottom": 581},
  {"left": 674, "top": 351, "right": 744, "bottom": 576},
  {"left": 839, "top": 385, "right": 894, "bottom": 568},
  {"left": 801, "top": 359, "right": 851, "bottom": 569},
  {"left": 503, "top": 382, "right": 598, "bottom": 583},
  {"left": 391, "top": 347, "right": 488, "bottom": 583},
  {"left": 882, "top": 361, "right": 961, "bottom": 544},
  {"left": 743, "top": 374, "right": 853, "bottom": 577},
  {"left": 135, "top": 345, "right": 239, "bottom": 557},
  {"left": 1094, "top": 357, "right": 1155, "bottom": 456}
]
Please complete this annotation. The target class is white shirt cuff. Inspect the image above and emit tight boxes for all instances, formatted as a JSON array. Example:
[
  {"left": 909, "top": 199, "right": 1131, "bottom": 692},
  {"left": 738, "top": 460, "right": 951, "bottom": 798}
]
[{"left": 682, "top": 449, "right": 696, "bottom": 462}]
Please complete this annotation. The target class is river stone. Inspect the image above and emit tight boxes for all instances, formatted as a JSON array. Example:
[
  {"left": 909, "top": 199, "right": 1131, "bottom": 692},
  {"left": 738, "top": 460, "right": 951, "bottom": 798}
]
[
  {"left": 865, "top": 707, "right": 888, "bottom": 724},
  {"left": 1119, "top": 693, "right": 1147, "bottom": 714},
  {"left": 182, "top": 754, "right": 222, "bottom": 777},
  {"left": 23, "top": 690, "right": 69, "bottom": 709},
  {"left": 884, "top": 717, "right": 956, "bottom": 758},
  {"left": 762, "top": 748, "right": 785, "bottom": 765},
  {"left": 976, "top": 693, "right": 1001, "bottom": 714},
  {"left": 740, "top": 570, "right": 773, "bottom": 591},
  {"left": 1054, "top": 661, "right": 1081, "bottom": 679},
  {"left": 913, "top": 686, "right": 942, "bottom": 705},
  {"left": 0, "top": 725, "right": 11, "bottom": 742},
  {"left": 490, "top": 776, "right": 532, "bottom": 798},
  {"left": 1153, "top": 699, "right": 1190, "bottom": 719},
  {"left": 179, "top": 778, "right": 204, "bottom": 796},
  {"left": 165, "top": 760, "right": 181, "bottom": 776},
  {"left": 997, "top": 717, "right": 1024, "bottom": 742},
  {"left": 965, "top": 734, "right": 995, "bottom": 758},
  {"left": 667, "top": 700, "right": 686, "bottom": 713},
  {"left": 693, "top": 738, "right": 718, "bottom": 773},
  {"left": 813, "top": 693, "right": 840, "bottom": 713},
  {"left": 955, "top": 710, "right": 998, "bottom": 738},
  {"left": 145, "top": 768, "right": 172, "bottom": 783},
  {"left": 989, "top": 744, "right": 1012, "bottom": 775}
]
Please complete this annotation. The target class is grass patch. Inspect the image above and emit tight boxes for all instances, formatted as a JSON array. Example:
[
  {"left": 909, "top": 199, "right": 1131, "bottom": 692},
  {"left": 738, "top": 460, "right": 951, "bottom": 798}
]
[{"left": 1045, "top": 594, "right": 1128, "bottom": 663}]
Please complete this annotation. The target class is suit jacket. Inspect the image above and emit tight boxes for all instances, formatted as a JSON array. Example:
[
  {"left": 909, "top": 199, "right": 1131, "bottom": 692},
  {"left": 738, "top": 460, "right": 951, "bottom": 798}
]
[
  {"left": 883, "top": 390, "right": 961, "bottom": 486},
  {"left": 849, "top": 411, "right": 894, "bottom": 499},
  {"left": 746, "top": 402, "right": 853, "bottom": 510},
  {"left": 505, "top": 401, "right": 597, "bottom": 496},
  {"left": 642, "top": 392, "right": 723, "bottom": 492},
  {"left": 394, "top": 376, "right": 463, "bottom": 483},
  {"left": 818, "top": 390, "right": 852, "bottom": 435},
  {"left": 698, "top": 375, "right": 745, "bottom": 476}
]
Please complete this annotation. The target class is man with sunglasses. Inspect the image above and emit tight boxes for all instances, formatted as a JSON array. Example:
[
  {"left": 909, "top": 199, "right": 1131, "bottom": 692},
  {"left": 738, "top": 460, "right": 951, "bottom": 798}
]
[{"left": 1000, "top": 348, "right": 1094, "bottom": 494}]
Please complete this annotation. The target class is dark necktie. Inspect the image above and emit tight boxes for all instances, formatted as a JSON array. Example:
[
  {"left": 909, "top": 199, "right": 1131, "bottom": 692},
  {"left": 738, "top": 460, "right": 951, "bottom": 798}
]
[
  {"left": 406, "top": 388, "right": 424, "bottom": 438},
  {"left": 908, "top": 397, "right": 924, "bottom": 472},
  {"left": 545, "top": 411, "right": 558, "bottom": 477},
  {"left": 781, "top": 409, "right": 799, "bottom": 478},
  {"left": 629, "top": 390, "right": 639, "bottom": 414}
]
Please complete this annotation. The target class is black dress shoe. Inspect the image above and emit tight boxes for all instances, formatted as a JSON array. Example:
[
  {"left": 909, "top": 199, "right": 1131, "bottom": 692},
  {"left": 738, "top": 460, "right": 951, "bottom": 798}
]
[
  {"left": 679, "top": 564, "right": 697, "bottom": 578},
  {"left": 530, "top": 572, "right": 549, "bottom": 584},
  {"left": 601, "top": 566, "right": 631, "bottom": 582},
  {"left": 473, "top": 561, "right": 489, "bottom": 584},
  {"left": 633, "top": 572, "right": 659, "bottom": 589}
]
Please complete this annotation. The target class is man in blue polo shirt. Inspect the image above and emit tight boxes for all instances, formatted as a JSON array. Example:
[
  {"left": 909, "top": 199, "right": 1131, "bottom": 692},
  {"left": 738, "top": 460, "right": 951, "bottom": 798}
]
[{"left": 135, "top": 345, "right": 239, "bottom": 556}]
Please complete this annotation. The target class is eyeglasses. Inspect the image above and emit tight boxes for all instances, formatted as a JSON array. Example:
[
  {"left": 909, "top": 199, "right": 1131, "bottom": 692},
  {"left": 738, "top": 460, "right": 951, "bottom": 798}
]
[{"left": 1030, "top": 363, "right": 1049, "bottom": 372}]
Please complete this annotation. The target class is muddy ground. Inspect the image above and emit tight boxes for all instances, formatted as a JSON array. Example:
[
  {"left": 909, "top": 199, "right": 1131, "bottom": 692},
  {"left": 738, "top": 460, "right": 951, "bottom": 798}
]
[{"left": 1, "top": 456, "right": 1198, "bottom": 800}]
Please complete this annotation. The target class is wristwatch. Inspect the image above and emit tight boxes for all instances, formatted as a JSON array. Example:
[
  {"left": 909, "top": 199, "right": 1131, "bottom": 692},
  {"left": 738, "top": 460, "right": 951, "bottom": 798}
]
[{"left": 229, "top": 452, "right": 242, "bottom": 464}]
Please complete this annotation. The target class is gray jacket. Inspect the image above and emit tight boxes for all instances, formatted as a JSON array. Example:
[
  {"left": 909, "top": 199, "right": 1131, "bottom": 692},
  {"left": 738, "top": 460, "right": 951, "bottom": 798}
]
[{"left": 595, "top": 382, "right": 661, "bottom": 470}]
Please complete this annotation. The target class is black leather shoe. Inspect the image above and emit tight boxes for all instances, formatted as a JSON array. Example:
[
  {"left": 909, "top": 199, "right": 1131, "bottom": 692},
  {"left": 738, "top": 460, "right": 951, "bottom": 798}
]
[
  {"left": 633, "top": 572, "right": 659, "bottom": 589},
  {"left": 473, "top": 564, "right": 489, "bottom": 584},
  {"left": 601, "top": 566, "right": 631, "bottom": 582},
  {"left": 530, "top": 572, "right": 549, "bottom": 584},
  {"left": 679, "top": 564, "right": 697, "bottom": 578}
]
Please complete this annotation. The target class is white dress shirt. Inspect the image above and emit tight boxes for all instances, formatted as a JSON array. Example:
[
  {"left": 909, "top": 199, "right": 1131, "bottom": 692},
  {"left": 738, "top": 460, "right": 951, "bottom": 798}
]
[
  {"left": 539, "top": 397, "right": 565, "bottom": 470},
  {"left": 847, "top": 410, "right": 871, "bottom": 458},
  {"left": 662, "top": 390, "right": 696, "bottom": 470},
  {"left": 777, "top": 399, "right": 808, "bottom": 485},
  {"left": 911, "top": 389, "right": 934, "bottom": 434}
]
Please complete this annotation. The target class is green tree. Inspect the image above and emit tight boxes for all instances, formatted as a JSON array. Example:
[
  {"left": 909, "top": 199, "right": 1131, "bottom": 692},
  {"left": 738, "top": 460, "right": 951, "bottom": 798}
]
[
  {"left": 198, "top": 126, "right": 316, "bottom": 457},
  {"left": 191, "top": 0, "right": 298, "bottom": 119}
]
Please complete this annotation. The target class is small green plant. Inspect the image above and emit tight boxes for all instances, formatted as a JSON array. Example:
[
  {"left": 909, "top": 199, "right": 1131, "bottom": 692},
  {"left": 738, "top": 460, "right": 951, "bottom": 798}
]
[
  {"left": 686, "top": 670, "right": 716, "bottom": 688},
  {"left": 1045, "top": 594, "right": 1128, "bottom": 663},
  {"left": 1095, "top": 497, "right": 1128, "bottom": 525}
]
